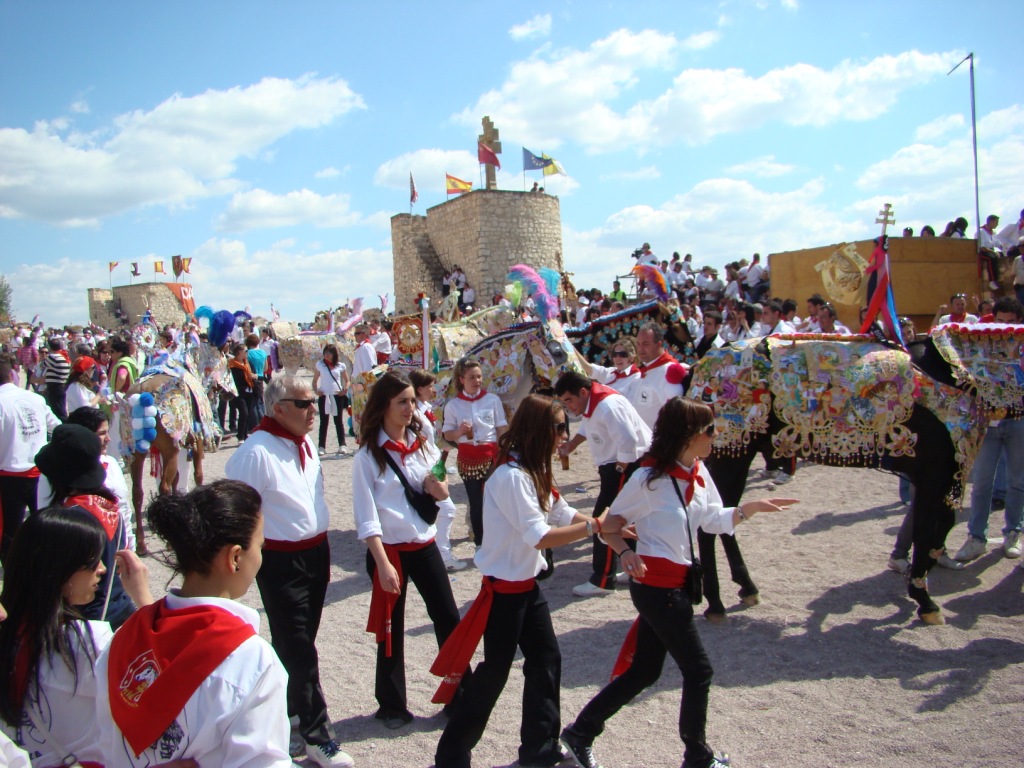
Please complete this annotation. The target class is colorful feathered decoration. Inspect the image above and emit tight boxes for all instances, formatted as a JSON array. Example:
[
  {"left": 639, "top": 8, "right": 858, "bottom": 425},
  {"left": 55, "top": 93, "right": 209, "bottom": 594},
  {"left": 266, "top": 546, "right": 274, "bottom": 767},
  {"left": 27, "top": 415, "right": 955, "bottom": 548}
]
[
  {"left": 233, "top": 310, "right": 252, "bottom": 323},
  {"left": 209, "top": 310, "right": 236, "bottom": 349},
  {"left": 538, "top": 267, "right": 561, "bottom": 298},
  {"left": 193, "top": 305, "right": 215, "bottom": 325},
  {"left": 507, "top": 264, "right": 559, "bottom": 320},
  {"left": 631, "top": 264, "right": 670, "bottom": 302},
  {"left": 337, "top": 314, "right": 363, "bottom": 334}
]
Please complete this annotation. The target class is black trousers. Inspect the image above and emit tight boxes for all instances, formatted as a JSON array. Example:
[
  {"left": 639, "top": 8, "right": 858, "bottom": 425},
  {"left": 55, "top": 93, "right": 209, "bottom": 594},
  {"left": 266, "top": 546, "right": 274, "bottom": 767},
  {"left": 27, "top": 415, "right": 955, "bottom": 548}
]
[
  {"left": 0, "top": 475, "right": 39, "bottom": 566},
  {"left": 588, "top": 462, "right": 637, "bottom": 589},
  {"left": 256, "top": 540, "right": 331, "bottom": 745},
  {"left": 235, "top": 393, "right": 254, "bottom": 441},
  {"left": 463, "top": 477, "right": 485, "bottom": 546},
  {"left": 318, "top": 394, "right": 349, "bottom": 450},
  {"left": 436, "top": 584, "right": 562, "bottom": 768},
  {"left": 564, "top": 581, "right": 715, "bottom": 767},
  {"left": 364, "top": 543, "right": 461, "bottom": 718},
  {"left": 44, "top": 382, "right": 67, "bottom": 422}
]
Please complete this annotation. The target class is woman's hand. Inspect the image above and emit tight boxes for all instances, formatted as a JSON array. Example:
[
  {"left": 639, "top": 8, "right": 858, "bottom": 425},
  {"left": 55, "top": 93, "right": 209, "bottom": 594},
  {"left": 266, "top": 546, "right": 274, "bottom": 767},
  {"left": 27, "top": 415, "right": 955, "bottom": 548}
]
[
  {"left": 116, "top": 549, "right": 155, "bottom": 606},
  {"left": 376, "top": 561, "right": 402, "bottom": 594},
  {"left": 740, "top": 497, "right": 799, "bottom": 519},
  {"left": 424, "top": 474, "right": 449, "bottom": 501},
  {"left": 620, "top": 548, "right": 646, "bottom": 579}
]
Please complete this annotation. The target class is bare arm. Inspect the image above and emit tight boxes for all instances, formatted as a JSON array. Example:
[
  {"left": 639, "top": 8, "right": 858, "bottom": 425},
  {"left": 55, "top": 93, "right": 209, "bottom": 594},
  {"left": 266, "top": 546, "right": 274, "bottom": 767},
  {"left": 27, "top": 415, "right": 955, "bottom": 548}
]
[
  {"left": 365, "top": 535, "right": 401, "bottom": 594},
  {"left": 534, "top": 510, "right": 607, "bottom": 550}
]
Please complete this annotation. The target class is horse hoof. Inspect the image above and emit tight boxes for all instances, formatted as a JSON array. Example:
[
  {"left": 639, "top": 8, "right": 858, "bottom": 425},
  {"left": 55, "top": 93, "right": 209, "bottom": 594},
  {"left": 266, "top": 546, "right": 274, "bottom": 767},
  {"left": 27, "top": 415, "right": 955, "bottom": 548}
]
[
  {"left": 704, "top": 610, "right": 728, "bottom": 624},
  {"left": 739, "top": 592, "right": 761, "bottom": 607},
  {"left": 136, "top": 546, "right": 149, "bottom": 557},
  {"left": 918, "top": 610, "right": 944, "bottom": 626}
]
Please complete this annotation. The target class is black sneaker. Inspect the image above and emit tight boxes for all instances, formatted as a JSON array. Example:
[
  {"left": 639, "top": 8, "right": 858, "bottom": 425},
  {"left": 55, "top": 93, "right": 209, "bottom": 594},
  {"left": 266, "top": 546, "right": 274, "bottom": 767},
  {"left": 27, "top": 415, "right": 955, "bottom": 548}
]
[
  {"left": 559, "top": 734, "right": 604, "bottom": 768},
  {"left": 519, "top": 745, "right": 571, "bottom": 767}
]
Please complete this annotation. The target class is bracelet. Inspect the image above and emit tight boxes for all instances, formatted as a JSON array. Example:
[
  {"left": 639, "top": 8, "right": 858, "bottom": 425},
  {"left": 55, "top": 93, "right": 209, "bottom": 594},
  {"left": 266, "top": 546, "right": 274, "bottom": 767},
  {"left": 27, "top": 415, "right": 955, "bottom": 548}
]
[
  {"left": 737, "top": 505, "right": 747, "bottom": 522},
  {"left": 585, "top": 519, "right": 594, "bottom": 536},
  {"left": 592, "top": 517, "right": 603, "bottom": 534}
]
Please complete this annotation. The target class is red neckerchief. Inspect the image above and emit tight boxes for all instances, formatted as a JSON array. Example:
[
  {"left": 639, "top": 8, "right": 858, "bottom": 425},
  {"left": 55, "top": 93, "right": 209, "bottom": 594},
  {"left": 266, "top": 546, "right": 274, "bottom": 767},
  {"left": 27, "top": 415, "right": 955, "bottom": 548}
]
[
  {"left": 107, "top": 600, "right": 255, "bottom": 757},
  {"left": 640, "top": 457, "right": 704, "bottom": 504},
  {"left": 583, "top": 381, "right": 618, "bottom": 418},
  {"left": 430, "top": 576, "right": 535, "bottom": 704},
  {"left": 382, "top": 435, "right": 424, "bottom": 464},
  {"left": 609, "top": 365, "right": 638, "bottom": 382},
  {"left": 253, "top": 416, "right": 313, "bottom": 470},
  {"left": 640, "top": 351, "right": 675, "bottom": 376},
  {"left": 949, "top": 313, "right": 967, "bottom": 323},
  {"left": 457, "top": 389, "right": 486, "bottom": 402},
  {"left": 64, "top": 494, "right": 120, "bottom": 540},
  {"left": 424, "top": 410, "right": 437, "bottom": 423}
]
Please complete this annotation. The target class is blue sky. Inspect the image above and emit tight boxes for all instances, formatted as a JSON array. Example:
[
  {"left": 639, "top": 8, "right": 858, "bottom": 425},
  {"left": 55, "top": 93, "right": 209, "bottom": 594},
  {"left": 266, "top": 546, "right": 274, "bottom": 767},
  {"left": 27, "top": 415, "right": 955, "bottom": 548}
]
[{"left": 2, "top": 1, "right": 1022, "bottom": 326}]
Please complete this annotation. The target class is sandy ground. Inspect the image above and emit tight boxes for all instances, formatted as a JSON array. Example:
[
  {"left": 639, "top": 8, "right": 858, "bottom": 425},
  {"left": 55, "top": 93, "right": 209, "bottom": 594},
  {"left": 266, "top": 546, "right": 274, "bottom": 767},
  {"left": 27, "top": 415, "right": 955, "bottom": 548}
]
[{"left": 139, "top": 406, "right": 1023, "bottom": 768}]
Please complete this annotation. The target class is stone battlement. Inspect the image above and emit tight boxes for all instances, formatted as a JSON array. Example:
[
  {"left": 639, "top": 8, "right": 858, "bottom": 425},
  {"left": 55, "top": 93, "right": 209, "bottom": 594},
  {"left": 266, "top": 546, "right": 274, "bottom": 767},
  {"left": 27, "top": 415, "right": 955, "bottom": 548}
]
[{"left": 88, "top": 282, "right": 193, "bottom": 329}]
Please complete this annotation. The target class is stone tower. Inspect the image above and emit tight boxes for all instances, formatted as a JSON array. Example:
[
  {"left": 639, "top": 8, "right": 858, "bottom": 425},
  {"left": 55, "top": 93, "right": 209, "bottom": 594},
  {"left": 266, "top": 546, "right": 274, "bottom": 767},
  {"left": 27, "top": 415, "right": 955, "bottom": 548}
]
[
  {"left": 391, "top": 189, "right": 563, "bottom": 315},
  {"left": 88, "top": 282, "right": 196, "bottom": 328}
]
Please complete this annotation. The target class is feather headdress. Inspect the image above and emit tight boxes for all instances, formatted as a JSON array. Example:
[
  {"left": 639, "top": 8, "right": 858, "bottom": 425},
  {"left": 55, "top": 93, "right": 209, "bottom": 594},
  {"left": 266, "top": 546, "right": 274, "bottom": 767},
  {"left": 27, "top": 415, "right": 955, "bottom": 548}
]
[
  {"left": 631, "top": 264, "right": 669, "bottom": 302},
  {"left": 507, "top": 264, "right": 559, "bottom": 319}
]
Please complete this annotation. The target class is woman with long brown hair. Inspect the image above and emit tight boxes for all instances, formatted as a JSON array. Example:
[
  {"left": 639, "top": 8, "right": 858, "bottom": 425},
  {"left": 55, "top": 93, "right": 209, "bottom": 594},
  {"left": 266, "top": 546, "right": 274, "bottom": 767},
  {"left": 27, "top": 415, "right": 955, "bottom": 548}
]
[
  {"left": 560, "top": 398, "right": 796, "bottom": 768},
  {"left": 433, "top": 394, "right": 602, "bottom": 768}
]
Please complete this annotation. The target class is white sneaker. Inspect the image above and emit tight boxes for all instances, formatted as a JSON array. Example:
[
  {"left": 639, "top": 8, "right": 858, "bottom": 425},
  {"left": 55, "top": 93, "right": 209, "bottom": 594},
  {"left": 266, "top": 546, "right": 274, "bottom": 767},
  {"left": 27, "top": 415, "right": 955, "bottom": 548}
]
[
  {"left": 337, "top": 445, "right": 351, "bottom": 456},
  {"left": 318, "top": 447, "right": 327, "bottom": 457},
  {"left": 936, "top": 553, "right": 964, "bottom": 570},
  {"left": 758, "top": 469, "right": 778, "bottom": 480},
  {"left": 1003, "top": 531, "right": 1022, "bottom": 558},
  {"left": 954, "top": 536, "right": 987, "bottom": 562},
  {"left": 305, "top": 740, "right": 354, "bottom": 768},
  {"left": 572, "top": 582, "right": 613, "bottom": 598},
  {"left": 444, "top": 558, "right": 467, "bottom": 571},
  {"left": 773, "top": 472, "right": 793, "bottom": 485},
  {"left": 615, "top": 570, "right": 630, "bottom": 585},
  {"left": 887, "top": 557, "right": 909, "bottom": 574}
]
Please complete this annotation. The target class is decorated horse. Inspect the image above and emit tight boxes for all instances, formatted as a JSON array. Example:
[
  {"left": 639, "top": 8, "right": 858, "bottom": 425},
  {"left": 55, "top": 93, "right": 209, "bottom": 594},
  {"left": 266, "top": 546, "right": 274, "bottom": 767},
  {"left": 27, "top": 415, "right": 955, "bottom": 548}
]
[
  {"left": 118, "top": 358, "right": 220, "bottom": 554},
  {"left": 568, "top": 298, "right": 695, "bottom": 364},
  {"left": 685, "top": 326, "right": 1016, "bottom": 625}
]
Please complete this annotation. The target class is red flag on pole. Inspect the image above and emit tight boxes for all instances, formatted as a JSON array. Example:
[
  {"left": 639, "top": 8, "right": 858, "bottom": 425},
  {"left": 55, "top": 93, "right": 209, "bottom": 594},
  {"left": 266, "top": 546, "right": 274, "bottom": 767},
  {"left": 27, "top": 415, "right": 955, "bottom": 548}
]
[
  {"left": 478, "top": 142, "right": 501, "bottom": 169},
  {"left": 108, "top": 261, "right": 119, "bottom": 272},
  {"left": 182, "top": 257, "right": 192, "bottom": 274},
  {"left": 410, "top": 173, "right": 419, "bottom": 205}
]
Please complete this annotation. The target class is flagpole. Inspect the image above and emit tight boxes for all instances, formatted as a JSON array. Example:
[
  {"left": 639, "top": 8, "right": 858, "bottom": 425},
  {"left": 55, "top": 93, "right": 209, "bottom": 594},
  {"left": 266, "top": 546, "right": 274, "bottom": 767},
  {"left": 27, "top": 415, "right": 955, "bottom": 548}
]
[{"left": 949, "top": 52, "right": 981, "bottom": 238}]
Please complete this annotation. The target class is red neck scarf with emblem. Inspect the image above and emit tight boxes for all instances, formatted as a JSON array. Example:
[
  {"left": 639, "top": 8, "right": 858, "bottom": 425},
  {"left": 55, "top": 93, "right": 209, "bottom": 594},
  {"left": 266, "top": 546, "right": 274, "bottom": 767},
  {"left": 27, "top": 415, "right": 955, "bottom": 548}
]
[
  {"left": 382, "top": 434, "right": 424, "bottom": 464},
  {"left": 609, "top": 364, "right": 638, "bottom": 382},
  {"left": 107, "top": 600, "right": 255, "bottom": 757},
  {"left": 640, "top": 457, "right": 704, "bottom": 504},
  {"left": 254, "top": 416, "right": 313, "bottom": 470},
  {"left": 457, "top": 388, "right": 486, "bottom": 402},
  {"left": 582, "top": 381, "right": 618, "bottom": 418},
  {"left": 64, "top": 494, "right": 121, "bottom": 540}
]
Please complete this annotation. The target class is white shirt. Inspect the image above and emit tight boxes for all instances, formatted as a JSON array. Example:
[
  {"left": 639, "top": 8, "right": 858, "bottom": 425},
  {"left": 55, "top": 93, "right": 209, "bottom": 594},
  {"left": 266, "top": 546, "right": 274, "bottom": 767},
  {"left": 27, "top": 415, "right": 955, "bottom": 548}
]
[
  {"left": 743, "top": 263, "right": 763, "bottom": 286},
  {"left": 0, "top": 383, "right": 61, "bottom": 472},
  {"left": 65, "top": 381, "right": 96, "bottom": 413},
  {"left": 589, "top": 363, "right": 641, "bottom": 401},
  {"left": 417, "top": 400, "right": 439, "bottom": 446},
  {"left": 0, "top": 733, "right": 30, "bottom": 768},
  {"left": 315, "top": 360, "right": 347, "bottom": 396},
  {"left": 442, "top": 392, "right": 507, "bottom": 445},
  {"left": 979, "top": 226, "right": 1002, "bottom": 253},
  {"left": 764, "top": 319, "right": 797, "bottom": 336},
  {"left": 352, "top": 340, "right": 377, "bottom": 378},
  {"left": 577, "top": 390, "right": 651, "bottom": 467},
  {"left": 612, "top": 463, "right": 735, "bottom": 565},
  {"left": 937, "top": 313, "right": 979, "bottom": 325},
  {"left": 370, "top": 331, "right": 392, "bottom": 357},
  {"left": 474, "top": 462, "right": 577, "bottom": 581},
  {"left": 224, "top": 429, "right": 329, "bottom": 542},
  {"left": 1, "top": 621, "right": 113, "bottom": 766},
  {"left": 95, "top": 594, "right": 292, "bottom": 768},
  {"left": 352, "top": 429, "right": 440, "bottom": 544},
  {"left": 1013, "top": 254, "right": 1024, "bottom": 287},
  {"left": 630, "top": 358, "right": 687, "bottom": 429}
]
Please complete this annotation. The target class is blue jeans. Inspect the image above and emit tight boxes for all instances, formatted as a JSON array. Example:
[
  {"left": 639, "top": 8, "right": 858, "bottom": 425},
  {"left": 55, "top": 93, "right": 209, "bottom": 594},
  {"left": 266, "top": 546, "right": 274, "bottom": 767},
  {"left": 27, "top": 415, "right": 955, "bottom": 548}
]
[{"left": 967, "top": 419, "right": 1024, "bottom": 541}]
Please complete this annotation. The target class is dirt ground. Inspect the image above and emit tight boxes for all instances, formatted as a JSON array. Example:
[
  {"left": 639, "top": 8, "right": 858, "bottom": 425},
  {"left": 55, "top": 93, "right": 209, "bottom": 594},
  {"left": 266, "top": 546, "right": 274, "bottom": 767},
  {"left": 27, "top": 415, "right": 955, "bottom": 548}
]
[{"left": 140, "top": 409, "right": 1023, "bottom": 768}]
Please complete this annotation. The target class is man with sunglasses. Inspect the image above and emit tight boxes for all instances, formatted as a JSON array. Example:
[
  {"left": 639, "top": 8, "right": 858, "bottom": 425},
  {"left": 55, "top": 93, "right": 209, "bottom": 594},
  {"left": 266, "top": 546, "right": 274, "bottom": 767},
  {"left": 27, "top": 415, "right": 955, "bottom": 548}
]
[
  {"left": 932, "top": 293, "right": 979, "bottom": 327},
  {"left": 225, "top": 376, "right": 354, "bottom": 767},
  {"left": 555, "top": 371, "right": 652, "bottom": 597}
]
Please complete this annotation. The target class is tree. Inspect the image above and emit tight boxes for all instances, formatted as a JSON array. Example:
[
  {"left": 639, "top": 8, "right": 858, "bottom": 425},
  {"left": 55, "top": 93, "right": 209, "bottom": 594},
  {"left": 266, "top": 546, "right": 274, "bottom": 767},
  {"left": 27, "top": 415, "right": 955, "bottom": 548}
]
[{"left": 0, "top": 274, "right": 11, "bottom": 323}]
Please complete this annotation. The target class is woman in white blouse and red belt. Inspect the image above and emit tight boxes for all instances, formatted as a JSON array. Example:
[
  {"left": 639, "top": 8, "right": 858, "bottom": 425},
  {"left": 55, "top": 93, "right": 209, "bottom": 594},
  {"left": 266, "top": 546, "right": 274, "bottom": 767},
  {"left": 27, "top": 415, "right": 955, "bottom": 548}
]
[
  {"left": 353, "top": 371, "right": 464, "bottom": 729},
  {"left": 433, "top": 394, "right": 602, "bottom": 768},
  {"left": 560, "top": 397, "right": 795, "bottom": 768}
]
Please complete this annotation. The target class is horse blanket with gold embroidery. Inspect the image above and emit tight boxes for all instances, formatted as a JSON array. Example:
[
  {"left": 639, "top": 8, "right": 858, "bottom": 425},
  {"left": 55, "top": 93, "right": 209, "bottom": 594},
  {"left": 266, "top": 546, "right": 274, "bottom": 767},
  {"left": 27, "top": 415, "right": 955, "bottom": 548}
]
[
  {"left": 120, "top": 368, "right": 219, "bottom": 454},
  {"left": 931, "top": 323, "right": 1024, "bottom": 411}
]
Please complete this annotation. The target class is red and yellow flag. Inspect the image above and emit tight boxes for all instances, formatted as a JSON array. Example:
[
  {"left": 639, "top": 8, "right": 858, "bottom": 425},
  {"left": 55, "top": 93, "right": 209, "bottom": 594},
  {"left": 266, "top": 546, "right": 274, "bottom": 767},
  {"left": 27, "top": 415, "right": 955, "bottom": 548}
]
[
  {"left": 109, "top": 261, "right": 119, "bottom": 272},
  {"left": 445, "top": 174, "right": 472, "bottom": 195},
  {"left": 182, "top": 257, "right": 192, "bottom": 274},
  {"left": 154, "top": 260, "right": 165, "bottom": 274}
]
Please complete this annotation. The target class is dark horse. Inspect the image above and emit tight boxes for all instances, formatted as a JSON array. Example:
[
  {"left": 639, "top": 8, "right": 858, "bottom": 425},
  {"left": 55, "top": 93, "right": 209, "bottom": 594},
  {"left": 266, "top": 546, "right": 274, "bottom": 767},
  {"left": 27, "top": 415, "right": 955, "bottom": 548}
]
[{"left": 687, "top": 333, "right": 988, "bottom": 625}]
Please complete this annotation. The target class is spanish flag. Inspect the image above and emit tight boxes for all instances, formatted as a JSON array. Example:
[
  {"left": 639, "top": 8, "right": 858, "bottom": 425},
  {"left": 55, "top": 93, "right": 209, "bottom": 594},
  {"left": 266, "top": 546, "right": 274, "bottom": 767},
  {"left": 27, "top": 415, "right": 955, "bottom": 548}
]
[
  {"left": 182, "top": 257, "right": 192, "bottom": 274},
  {"left": 446, "top": 174, "right": 472, "bottom": 195},
  {"left": 109, "top": 261, "right": 119, "bottom": 272}
]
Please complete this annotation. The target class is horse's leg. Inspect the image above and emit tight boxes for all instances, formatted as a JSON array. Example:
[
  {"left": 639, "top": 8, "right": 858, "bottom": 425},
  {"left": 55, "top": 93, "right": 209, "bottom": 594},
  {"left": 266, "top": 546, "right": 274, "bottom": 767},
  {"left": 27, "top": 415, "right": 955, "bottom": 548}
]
[
  {"left": 192, "top": 438, "right": 204, "bottom": 488},
  {"left": 154, "top": 431, "right": 178, "bottom": 498},
  {"left": 129, "top": 453, "right": 147, "bottom": 555}
]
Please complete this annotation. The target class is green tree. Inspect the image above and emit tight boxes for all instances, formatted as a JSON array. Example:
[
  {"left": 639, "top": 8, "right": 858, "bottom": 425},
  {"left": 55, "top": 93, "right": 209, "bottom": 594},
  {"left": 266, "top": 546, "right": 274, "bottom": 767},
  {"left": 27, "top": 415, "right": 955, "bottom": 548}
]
[{"left": 0, "top": 274, "right": 12, "bottom": 323}]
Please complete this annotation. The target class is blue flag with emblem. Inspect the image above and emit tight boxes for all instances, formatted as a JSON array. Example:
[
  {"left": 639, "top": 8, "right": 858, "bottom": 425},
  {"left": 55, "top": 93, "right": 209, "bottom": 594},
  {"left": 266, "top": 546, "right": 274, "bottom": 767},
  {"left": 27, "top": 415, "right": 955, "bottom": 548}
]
[{"left": 522, "top": 147, "right": 553, "bottom": 171}]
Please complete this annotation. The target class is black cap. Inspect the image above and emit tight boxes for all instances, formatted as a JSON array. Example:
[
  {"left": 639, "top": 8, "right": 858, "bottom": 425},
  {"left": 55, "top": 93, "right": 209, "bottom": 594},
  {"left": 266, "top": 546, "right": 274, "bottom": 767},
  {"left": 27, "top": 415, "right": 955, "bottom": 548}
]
[{"left": 35, "top": 424, "right": 106, "bottom": 491}]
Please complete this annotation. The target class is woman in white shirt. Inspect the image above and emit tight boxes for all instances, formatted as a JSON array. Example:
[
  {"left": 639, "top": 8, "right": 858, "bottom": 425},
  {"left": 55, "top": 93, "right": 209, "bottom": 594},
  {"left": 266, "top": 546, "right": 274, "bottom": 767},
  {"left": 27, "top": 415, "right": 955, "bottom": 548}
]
[
  {"left": 408, "top": 369, "right": 465, "bottom": 571},
  {"left": 560, "top": 398, "right": 795, "bottom": 768},
  {"left": 0, "top": 507, "right": 151, "bottom": 767},
  {"left": 96, "top": 480, "right": 294, "bottom": 768},
  {"left": 312, "top": 344, "right": 351, "bottom": 457},
  {"left": 433, "top": 394, "right": 602, "bottom": 768},
  {"left": 353, "top": 372, "right": 463, "bottom": 730},
  {"left": 588, "top": 338, "right": 641, "bottom": 399},
  {"left": 65, "top": 355, "right": 105, "bottom": 413}
]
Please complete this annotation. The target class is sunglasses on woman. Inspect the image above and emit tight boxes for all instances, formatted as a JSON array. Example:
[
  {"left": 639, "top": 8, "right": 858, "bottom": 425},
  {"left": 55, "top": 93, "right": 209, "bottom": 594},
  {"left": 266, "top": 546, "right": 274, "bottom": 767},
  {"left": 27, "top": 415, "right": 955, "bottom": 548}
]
[
  {"left": 611, "top": 350, "right": 630, "bottom": 358},
  {"left": 703, "top": 423, "right": 716, "bottom": 437},
  {"left": 553, "top": 421, "right": 569, "bottom": 434}
]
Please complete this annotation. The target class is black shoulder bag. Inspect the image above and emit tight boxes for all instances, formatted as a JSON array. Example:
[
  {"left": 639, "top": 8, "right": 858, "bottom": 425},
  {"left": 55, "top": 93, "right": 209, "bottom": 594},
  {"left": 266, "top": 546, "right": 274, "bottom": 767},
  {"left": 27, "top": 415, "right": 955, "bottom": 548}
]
[
  {"left": 670, "top": 476, "right": 704, "bottom": 605},
  {"left": 383, "top": 451, "right": 440, "bottom": 525}
]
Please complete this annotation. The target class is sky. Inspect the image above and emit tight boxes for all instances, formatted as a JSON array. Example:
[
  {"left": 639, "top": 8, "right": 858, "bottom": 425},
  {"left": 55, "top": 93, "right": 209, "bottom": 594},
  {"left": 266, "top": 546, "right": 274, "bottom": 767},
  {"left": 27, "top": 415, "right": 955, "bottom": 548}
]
[{"left": 1, "top": 0, "right": 1022, "bottom": 327}]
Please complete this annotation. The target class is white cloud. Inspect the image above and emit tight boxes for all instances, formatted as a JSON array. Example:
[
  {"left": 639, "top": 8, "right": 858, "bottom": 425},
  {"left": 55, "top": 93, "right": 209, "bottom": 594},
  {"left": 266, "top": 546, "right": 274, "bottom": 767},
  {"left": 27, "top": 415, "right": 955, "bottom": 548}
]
[
  {"left": 509, "top": 14, "right": 552, "bottom": 41},
  {"left": 914, "top": 114, "right": 964, "bottom": 142},
  {"left": 456, "top": 34, "right": 959, "bottom": 152},
  {"left": 69, "top": 99, "right": 90, "bottom": 114},
  {"left": 375, "top": 149, "right": 479, "bottom": 192},
  {"left": 216, "top": 188, "right": 363, "bottom": 231},
  {"left": 680, "top": 30, "right": 720, "bottom": 50},
  {"left": 782, "top": 0, "right": 799, "bottom": 10},
  {"left": 0, "top": 75, "right": 365, "bottom": 226},
  {"left": 979, "top": 104, "right": 1024, "bottom": 139},
  {"left": 314, "top": 166, "right": 341, "bottom": 178},
  {"left": 725, "top": 155, "right": 795, "bottom": 177},
  {"left": 600, "top": 166, "right": 661, "bottom": 181}
]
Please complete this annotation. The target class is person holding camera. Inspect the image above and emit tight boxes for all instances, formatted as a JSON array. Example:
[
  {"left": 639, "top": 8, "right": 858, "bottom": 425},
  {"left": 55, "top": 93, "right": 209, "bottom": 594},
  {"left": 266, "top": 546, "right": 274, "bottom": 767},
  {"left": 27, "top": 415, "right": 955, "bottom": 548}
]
[
  {"left": 560, "top": 397, "right": 795, "bottom": 768},
  {"left": 353, "top": 372, "right": 463, "bottom": 730}
]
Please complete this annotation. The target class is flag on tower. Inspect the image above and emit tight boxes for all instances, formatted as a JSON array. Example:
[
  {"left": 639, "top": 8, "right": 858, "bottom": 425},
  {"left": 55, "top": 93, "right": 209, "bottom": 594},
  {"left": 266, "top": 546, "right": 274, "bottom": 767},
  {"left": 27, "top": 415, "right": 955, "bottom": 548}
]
[
  {"left": 131, "top": 263, "right": 141, "bottom": 277},
  {"left": 522, "top": 147, "right": 553, "bottom": 171},
  {"left": 154, "top": 261, "right": 165, "bottom": 275},
  {"left": 478, "top": 141, "right": 501, "bottom": 169},
  {"left": 182, "top": 257, "right": 192, "bottom": 273},
  {"left": 445, "top": 174, "right": 472, "bottom": 195},
  {"left": 410, "top": 173, "right": 419, "bottom": 205},
  {"left": 542, "top": 153, "right": 567, "bottom": 177},
  {"left": 108, "top": 261, "right": 119, "bottom": 273}
]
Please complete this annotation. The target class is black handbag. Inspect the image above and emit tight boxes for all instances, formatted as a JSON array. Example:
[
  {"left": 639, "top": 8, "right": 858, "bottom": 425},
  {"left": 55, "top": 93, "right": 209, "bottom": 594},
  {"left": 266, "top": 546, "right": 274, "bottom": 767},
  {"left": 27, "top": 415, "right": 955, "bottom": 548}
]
[
  {"left": 383, "top": 451, "right": 440, "bottom": 525},
  {"left": 670, "top": 477, "right": 704, "bottom": 605}
]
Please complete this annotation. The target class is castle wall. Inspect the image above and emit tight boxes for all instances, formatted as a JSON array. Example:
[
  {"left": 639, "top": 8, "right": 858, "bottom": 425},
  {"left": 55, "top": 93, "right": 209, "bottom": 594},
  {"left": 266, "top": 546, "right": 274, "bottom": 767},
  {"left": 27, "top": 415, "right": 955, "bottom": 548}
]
[
  {"left": 392, "top": 190, "right": 563, "bottom": 315},
  {"left": 88, "top": 282, "right": 192, "bottom": 329}
]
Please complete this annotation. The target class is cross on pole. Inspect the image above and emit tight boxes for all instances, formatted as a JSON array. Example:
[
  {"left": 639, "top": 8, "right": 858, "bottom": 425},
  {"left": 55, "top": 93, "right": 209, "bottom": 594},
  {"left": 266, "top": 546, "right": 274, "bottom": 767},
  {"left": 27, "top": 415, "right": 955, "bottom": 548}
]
[
  {"left": 478, "top": 116, "right": 502, "bottom": 190},
  {"left": 875, "top": 203, "right": 895, "bottom": 238}
]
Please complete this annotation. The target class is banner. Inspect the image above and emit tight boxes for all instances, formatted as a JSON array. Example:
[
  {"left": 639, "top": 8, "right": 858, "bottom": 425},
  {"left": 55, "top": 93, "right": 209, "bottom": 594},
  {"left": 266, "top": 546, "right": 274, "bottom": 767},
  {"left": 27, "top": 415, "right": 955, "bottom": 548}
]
[
  {"left": 131, "top": 263, "right": 141, "bottom": 277},
  {"left": 446, "top": 174, "right": 472, "bottom": 195},
  {"left": 172, "top": 255, "right": 183, "bottom": 278},
  {"left": 167, "top": 283, "right": 196, "bottom": 315},
  {"left": 410, "top": 173, "right": 418, "bottom": 205},
  {"left": 154, "top": 261, "right": 165, "bottom": 275},
  {"left": 109, "top": 261, "right": 119, "bottom": 272},
  {"left": 182, "top": 257, "right": 192, "bottom": 274},
  {"left": 478, "top": 142, "right": 501, "bottom": 169}
]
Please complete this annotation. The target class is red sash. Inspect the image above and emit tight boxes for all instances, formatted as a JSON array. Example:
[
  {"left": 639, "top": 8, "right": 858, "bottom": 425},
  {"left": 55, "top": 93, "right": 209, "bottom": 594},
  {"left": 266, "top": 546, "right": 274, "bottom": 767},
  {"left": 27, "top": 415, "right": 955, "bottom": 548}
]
[
  {"left": 253, "top": 416, "right": 313, "bottom": 470},
  {"left": 582, "top": 381, "right": 617, "bottom": 418},
  {"left": 366, "top": 539, "right": 434, "bottom": 657},
  {"left": 456, "top": 441, "right": 497, "bottom": 479},
  {"left": 429, "top": 576, "right": 535, "bottom": 704},
  {"left": 263, "top": 531, "right": 328, "bottom": 552},
  {"left": 0, "top": 468, "right": 41, "bottom": 478},
  {"left": 376, "top": 351, "right": 389, "bottom": 365},
  {"left": 108, "top": 600, "right": 255, "bottom": 757},
  {"left": 610, "top": 556, "right": 689, "bottom": 680}
]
